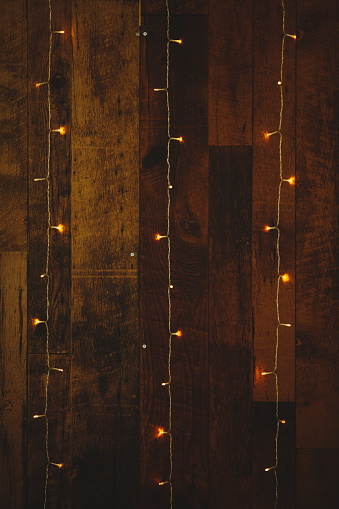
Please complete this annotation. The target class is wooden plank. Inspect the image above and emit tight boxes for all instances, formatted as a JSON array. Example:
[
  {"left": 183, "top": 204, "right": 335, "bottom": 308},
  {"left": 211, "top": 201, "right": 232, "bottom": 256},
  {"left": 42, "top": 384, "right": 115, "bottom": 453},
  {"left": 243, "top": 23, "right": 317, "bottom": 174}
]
[
  {"left": 72, "top": 0, "right": 139, "bottom": 271},
  {"left": 0, "top": 252, "right": 27, "bottom": 507},
  {"left": 209, "top": 0, "right": 253, "bottom": 145},
  {"left": 71, "top": 1, "right": 139, "bottom": 507},
  {"left": 71, "top": 277, "right": 139, "bottom": 508},
  {"left": 0, "top": 0, "right": 27, "bottom": 251},
  {"left": 253, "top": 0, "right": 296, "bottom": 402},
  {"left": 209, "top": 146, "right": 252, "bottom": 508},
  {"left": 142, "top": 0, "right": 208, "bottom": 16},
  {"left": 27, "top": 354, "right": 71, "bottom": 508},
  {"left": 296, "top": 449, "right": 339, "bottom": 508},
  {"left": 27, "top": 0, "right": 72, "bottom": 353},
  {"left": 296, "top": 0, "right": 339, "bottom": 449},
  {"left": 252, "top": 402, "right": 296, "bottom": 508},
  {"left": 140, "top": 14, "right": 208, "bottom": 509}
]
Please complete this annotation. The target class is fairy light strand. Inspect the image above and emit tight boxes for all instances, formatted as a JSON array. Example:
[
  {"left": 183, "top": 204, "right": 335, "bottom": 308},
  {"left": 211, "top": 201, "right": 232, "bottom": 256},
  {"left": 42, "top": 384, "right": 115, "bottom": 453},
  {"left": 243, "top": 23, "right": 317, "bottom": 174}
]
[
  {"left": 153, "top": 1, "right": 184, "bottom": 506},
  {"left": 33, "top": 1, "right": 64, "bottom": 506},
  {"left": 261, "top": 1, "right": 296, "bottom": 506}
]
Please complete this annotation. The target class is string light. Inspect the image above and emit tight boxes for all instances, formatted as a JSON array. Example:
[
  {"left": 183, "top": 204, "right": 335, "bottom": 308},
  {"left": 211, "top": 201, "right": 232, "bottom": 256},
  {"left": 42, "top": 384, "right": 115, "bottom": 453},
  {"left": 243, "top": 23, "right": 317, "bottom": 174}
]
[
  {"left": 260, "top": 1, "right": 296, "bottom": 506},
  {"left": 32, "top": 1, "right": 65, "bottom": 506},
  {"left": 152, "top": 1, "right": 183, "bottom": 505}
]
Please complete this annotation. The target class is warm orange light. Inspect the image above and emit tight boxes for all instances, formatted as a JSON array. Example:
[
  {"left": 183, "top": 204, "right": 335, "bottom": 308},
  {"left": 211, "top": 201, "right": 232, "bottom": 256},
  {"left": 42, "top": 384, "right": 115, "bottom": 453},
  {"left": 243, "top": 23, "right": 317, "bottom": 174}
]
[
  {"left": 264, "top": 225, "right": 273, "bottom": 232},
  {"left": 281, "top": 273, "right": 290, "bottom": 283},
  {"left": 155, "top": 233, "right": 166, "bottom": 241},
  {"left": 287, "top": 176, "right": 295, "bottom": 185},
  {"left": 51, "top": 224, "right": 65, "bottom": 232},
  {"left": 291, "top": 34, "right": 297, "bottom": 39},
  {"left": 280, "top": 420, "right": 286, "bottom": 424},
  {"left": 170, "top": 39, "right": 182, "bottom": 44},
  {"left": 178, "top": 136, "right": 184, "bottom": 142},
  {"left": 158, "top": 481, "right": 168, "bottom": 486},
  {"left": 33, "top": 414, "right": 44, "bottom": 419},
  {"left": 53, "top": 30, "right": 65, "bottom": 34},
  {"left": 52, "top": 127, "right": 66, "bottom": 135},
  {"left": 277, "top": 81, "right": 282, "bottom": 85},
  {"left": 35, "top": 82, "right": 47, "bottom": 88},
  {"left": 51, "top": 462, "right": 64, "bottom": 468},
  {"left": 263, "top": 131, "right": 270, "bottom": 141},
  {"left": 172, "top": 330, "right": 182, "bottom": 337},
  {"left": 156, "top": 427, "right": 166, "bottom": 438},
  {"left": 33, "top": 318, "right": 43, "bottom": 326}
]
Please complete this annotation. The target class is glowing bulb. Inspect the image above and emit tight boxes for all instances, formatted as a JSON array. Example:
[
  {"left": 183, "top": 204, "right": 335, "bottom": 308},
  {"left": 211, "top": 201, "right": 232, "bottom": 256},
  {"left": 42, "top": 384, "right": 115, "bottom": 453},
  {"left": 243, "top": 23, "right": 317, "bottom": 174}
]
[
  {"left": 170, "top": 39, "right": 182, "bottom": 44},
  {"left": 261, "top": 371, "right": 273, "bottom": 376},
  {"left": 172, "top": 330, "right": 182, "bottom": 337},
  {"left": 281, "top": 273, "right": 290, "bottom": 283},
  {"left": 263, "top": 131, "right": 270, "bottom": 141},
  {"left": 265, "top": 466, "right": 275, "bottom": 472},
  {"left": 280, "top": 323, "right": 291, "bottom": 327},
  {"left": 33, "top": 414, "right": 45, "bottom": 419},
  {"left": 155, "top": 233, "right": 166, "bottom": 241},
  {"left": 279, "top": 420, "right": 286, "bottom": 424},
  {"left": 291, "top": 34, "right": 297, "bottom": 39},
  {"left": 40, "top": 273, "right": 47, "bottom": 278},
  {"left": 50, "top": 462, "right": 64, "bottom": 468},
  {"left": 35, "top": 82, "right": 47, "bottom": 88},
  {"left": 53, "top": 30, "right": 65, "bottom": 34},
  {"left": 51, "top": 224, "right": 64, "bottom": 232},
  {"left": 162, "top": 382, "right": 170, "bottom": 386},
  {"left": 170, "top": 136, "right": 184, "bottom": 142},
  {"left": 277, "top": 81, "right": 282, "bottom": 85},
  {"left": 264, "top": 225, "right": 275, "bottom": 232},
  {"left": 33, "top": 318, "right": 44, "bottom": 326},
  {"left": 51, "top": 127, "right": 66, "bottom": 135},
  {"left": 158, "top": 481, "right": 168, "bottom": 486},
  {"left": 287, "top": 176, "right": 295, "bottom": 185},
  {"left": 156, "top": 427, "right": 166, "bottom": 438},
  {"left": 51, "top": 367, "right": 64, "bottom": 372},
  {"left": 154, "top": 88, "right": 166, "bottom": 92}
]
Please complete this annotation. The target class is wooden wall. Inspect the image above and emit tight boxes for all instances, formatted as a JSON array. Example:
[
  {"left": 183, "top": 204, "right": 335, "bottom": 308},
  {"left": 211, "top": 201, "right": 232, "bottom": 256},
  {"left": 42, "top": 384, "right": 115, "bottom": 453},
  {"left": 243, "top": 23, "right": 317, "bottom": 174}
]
[{"left": 0, "top": 0, "right": 338, "bottom": 508}]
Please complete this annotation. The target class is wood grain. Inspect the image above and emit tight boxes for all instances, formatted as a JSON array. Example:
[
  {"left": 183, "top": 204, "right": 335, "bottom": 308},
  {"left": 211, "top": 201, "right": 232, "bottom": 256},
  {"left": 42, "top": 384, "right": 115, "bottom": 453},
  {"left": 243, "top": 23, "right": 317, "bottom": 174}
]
[
  {"left": 209, "top": 146, "right": 252, "bottom": 509},
  {"left": 0, "top": 253, "right": 27, "bottom": 507},
  {"left": 253, "top": 0, "right": 296, "bottom": 402},
  {"left": 27, "top": 0, "right": 72, "bottom": 353},
  {"left": 209, "top": 0, "right": 253, "bottom": 145},
  {"left": 28, "top": 354, "right": 71, "bottom": 509},
  {"left": 0, "top": 0, "right": 27, "bottom": 251},
  {"left": 71, "top": 1, "right": 139, "bottom": 507},
  {"left": 142, "top": 0, "right": 208, "bottom": 16},
  {"left": 252, "top": 402, "right": 296, "bottom": 508},
  {"left": 295, "top": 0, "right": 339, "bottom": 449},
  {"left": 296, "top": 449, "right": 339, "bottom": 508},
  {"left": 71, "top": 277, "right": 139, "bottom": 508},
  {"left": 140, "top": 13, "right": 209, "bottom": 509}
]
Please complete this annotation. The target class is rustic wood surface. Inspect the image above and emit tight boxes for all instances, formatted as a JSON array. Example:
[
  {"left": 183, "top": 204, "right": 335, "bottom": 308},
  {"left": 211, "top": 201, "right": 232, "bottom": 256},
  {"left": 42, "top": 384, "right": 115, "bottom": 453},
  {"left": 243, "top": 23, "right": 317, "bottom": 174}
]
[
  {"left": 0, "top": 0, "right": 27, "bottom": 251},
  {"left": 140, "top": 13, "right": 209, "bottom": 509},
  {"left": 296, "top": 0, "right": 339, "bottom": 449},
  {"left": 0, "top": 253, "right": 27, "bottom": 507},
  {"left": 0, "top": 0, "right": 338, "bottom": 507},
  {"left": 252, "top": 0, "right": 296, "bottom": 402}
]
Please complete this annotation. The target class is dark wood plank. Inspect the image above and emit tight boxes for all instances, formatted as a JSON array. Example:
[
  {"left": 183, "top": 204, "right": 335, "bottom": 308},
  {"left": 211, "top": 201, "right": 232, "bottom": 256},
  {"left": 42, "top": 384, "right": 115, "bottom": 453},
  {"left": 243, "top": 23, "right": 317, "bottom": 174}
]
[
  {"left": 28, "top": 354, "right": 71, "bottom": 509},
  {"left": 0, "top": 0, "right": 27, "bottom": 251},
  {"left": 71, "top": 277, "right": 139, "bottom": 509},
  {"left": 252, "top": 402, "right": 296, "bottom": 508},
  {"left": 27, "top": 0, "right": 72, "bottom": 353},
  {"left": 296, "top": 449, "right": 339, "bottom": 509},
  {"left": 71, "top": 1, "right": 139, "bottom": 507},
  {"left": 296, "top": 0, "right": 339, "bottom": 449},
  {"left": 209, "top": 146, "right": 252, "bottom": 508},
  {"left": 0, "top": 253, "right": 27, "bottom": 507},
  {"left": 209, "top": 0, "right": 253, "bottom": 145},
  {"left": 253, "top": 0, "right": 296, "bottom": 402},
  {"left": 140, "top": 14, "right": 209, "bottom": 509},
  {"left": 142, "top": 0, "right": 208, "bottom": 16}
]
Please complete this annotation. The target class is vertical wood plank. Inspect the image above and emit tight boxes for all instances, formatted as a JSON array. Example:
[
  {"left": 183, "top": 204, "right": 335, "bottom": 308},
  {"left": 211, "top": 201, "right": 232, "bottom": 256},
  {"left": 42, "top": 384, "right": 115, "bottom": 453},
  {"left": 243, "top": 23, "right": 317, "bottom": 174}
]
[
  {"left": 28, "top": 354, "right": 71, "bottom": 509},
  {"left": 296, "top": 449, "right": 339, "bottom": 508},
  {"left": 0, "top": 253, "right": 27, "bottom": 507},
  {"left": 253, "top": 0, "right": 296, "bottom": 402},
  {"left": 142, "top": 0, "right": 208, "bottom": 15},
  {"left": 0, "top": 0, "right": 27, "bottom": 251},
  {"left": 209, "top": 146, "right": 252, "bottom": 508},
  {"left": 27, "top": 0, "right": 72, "bottom": 353},
  {"left": 140, "top": 14, "right": 209, "bottom": 509},
  {"left": 252, "top": 402, "right": 296, "bottom": 508},
  {"left": 296, "top": 0, "right": 339, "bottom": 449},
  {"left": 71, "top": 1, "right": 139, "bottom": 507},
  {"left": 209, "top": 0, "right": 253, "bottom": 145}
]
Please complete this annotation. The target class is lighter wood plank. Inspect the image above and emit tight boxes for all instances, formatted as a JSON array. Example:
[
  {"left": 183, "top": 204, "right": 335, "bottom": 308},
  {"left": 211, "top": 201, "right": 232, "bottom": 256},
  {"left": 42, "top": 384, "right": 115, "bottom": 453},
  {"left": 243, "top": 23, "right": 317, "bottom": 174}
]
[
  {"left": 0, "top": 252, "right": 27, "bottom": 507},
  {"left": 0, "top": 0, "right": 27, "bottom": 251}
]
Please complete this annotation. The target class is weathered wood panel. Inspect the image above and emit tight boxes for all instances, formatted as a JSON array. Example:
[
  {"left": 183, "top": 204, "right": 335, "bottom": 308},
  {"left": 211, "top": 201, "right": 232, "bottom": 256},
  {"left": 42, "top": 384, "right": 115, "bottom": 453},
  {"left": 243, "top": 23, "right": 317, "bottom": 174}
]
[
  {"left": 72, "top": 0, "right": 139, "bottom": 272},
  {"left": 28, "top": 354, "right": 71, "bottom": 509},
  {"left": 71, "top": 1, "right": 139, "bottom": 507},
  {"left": 209, "top": 0, "right": 253, "bottom": 145},
  {"left": 71, "top": 277, "right": 139, "bottom": 508},
  {"left": 296, "top": 449, "right": 339, "bottom": 508},
  {"left": 296, "top": 0, "right": 339, "bottom": 449},
  {"left": 253, "top": 0, "right": 296, "bottom": 402},
  {"left": 209, "top": 146, "right": 252, "bottom": 508},
  {"left": 140, "top": 13, "right": 209, "bottom": 509},
  {"left": 0, "top": 253, "right": 27, "bottom": 507},
  {"left": 27, "top": 0, "right": 72, "bottom": 353},
  {"left": 0, "top": 0, "right": 27, "bottom": 251},
  {"left": 142, "top": 0, "right": 208, "bottom": 16},
  {"left": 252, "top": 402, "right": 295, "bottom": 508}
]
